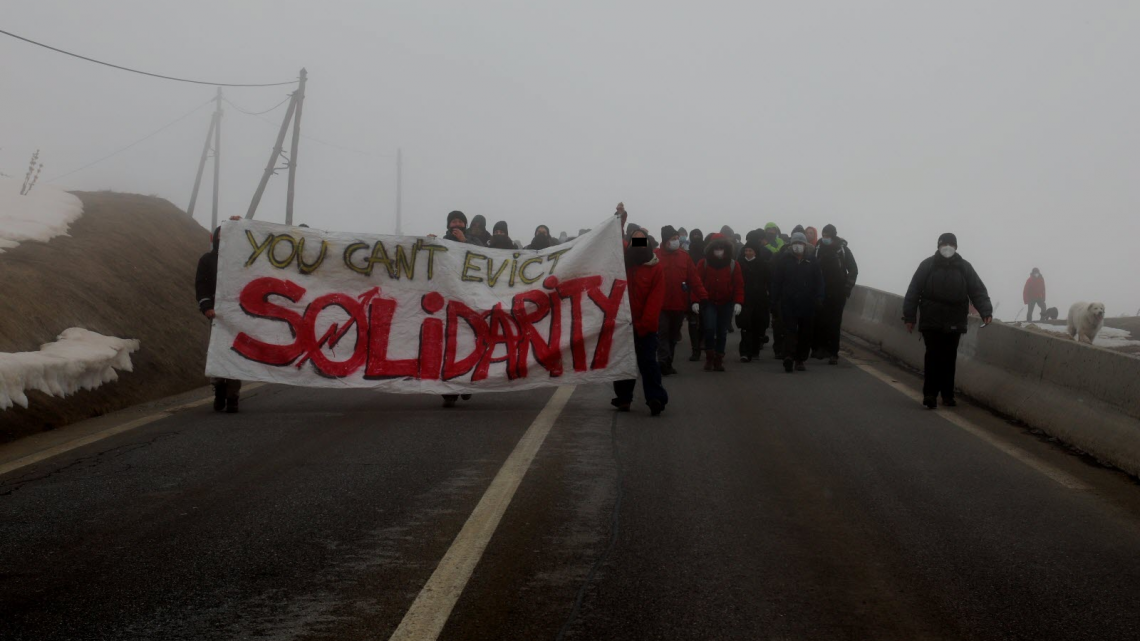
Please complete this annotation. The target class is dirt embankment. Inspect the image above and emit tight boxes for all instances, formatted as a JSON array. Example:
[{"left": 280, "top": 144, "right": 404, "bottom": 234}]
[{"left": 0, "top": 191, "right": 213, "bottom": 441}]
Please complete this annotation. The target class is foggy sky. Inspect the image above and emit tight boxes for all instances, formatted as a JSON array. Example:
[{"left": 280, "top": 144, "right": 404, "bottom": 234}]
[{"left": 4, "top": 1, "right": 1138, "bottom": 319}]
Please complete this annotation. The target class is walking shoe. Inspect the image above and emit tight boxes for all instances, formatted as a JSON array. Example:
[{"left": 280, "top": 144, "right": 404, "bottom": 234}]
[
  {"left": 783, "top": 358, "right": 794, "bottom": 373},
  {"left": 225, "top": 397, "right": 240, "bottom": 414},
  {"left": 795, "top": 361, "right": 807, "bottom": 372},
  {"left": 740, "top": 355, "right": 752, "bottom": 363},
  {"left": 688, "top": 350, "right": 701, "bottom": 362},
  {"left": 713, "top": 353, "right": 726, "bottom": 372},
  {"left": 213, "top": 386, "right": 226, "bottom": 413},
  {"left": 610, "top": 398, "right": 631, "bottom": 412},
  {"left": 647, "top": 399, "right": 664, "bottom": 416},
  {"left": 923, "top": 396, "right": 937, "bottom": 410},
  {"left": 460, "top": 394, "right": 473, "bottom": 401},
  {"left": 442, "top": 396, "right": 458, "bottom": 408},
  {"left": 661, "top": 363, "right": 677, "bottom": 376},
  {"left": 942, "top": 397, "right": 957, "bottom": 407},
  {"left": 828, "top": 357, "right": 839, "bottom": 365},
  {"left": 704, "top": 350, "right": 715, "bottom": 372}
]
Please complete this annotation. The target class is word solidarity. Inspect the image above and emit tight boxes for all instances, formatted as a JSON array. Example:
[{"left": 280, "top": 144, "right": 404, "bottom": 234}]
[{"left": 206, "top": 216, "right": 638, "bottom": 393}]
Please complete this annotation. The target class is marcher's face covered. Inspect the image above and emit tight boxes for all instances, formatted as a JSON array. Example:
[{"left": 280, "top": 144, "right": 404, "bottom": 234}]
[
  {"left": 494, "top": 229, "right": 506, "bottom": 236},
  {"left": 939, "top": 243, "right": 957, "bottom": 258},
  {"left": 821, "top": 234, "right": 834, "bottom": 246},
  {"left": 536, "top": 227, "right": 549, "bottom": 238},
  {"left": 743, "top": 248, "right": 756, "bottom": 261},
  {"left": 792, "top": 243, "right": 806, "bottom": 256},
  {"left": 766, "top": 229, "right": 778, "bottom": 241},
  {"left": 666, "top": 234, "right": 680, "bottom": 251}
]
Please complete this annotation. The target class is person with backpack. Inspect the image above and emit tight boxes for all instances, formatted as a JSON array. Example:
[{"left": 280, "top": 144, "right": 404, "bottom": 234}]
[
  {"left": 813, "top": 224, "right": 859, "bottom": 364},
  {"left": 770, "top": 232, "right": 825, "bottom": 373},
  {"left": 903, "top": 233, "right": 993, "bottom": 409},
  {"left": 696, "top": 233, "right": 744, "bottom": 372}
]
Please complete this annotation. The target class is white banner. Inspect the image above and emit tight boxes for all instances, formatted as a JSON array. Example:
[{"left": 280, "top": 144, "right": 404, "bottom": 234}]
[{"left": 205, "top": 215, "right": 636, "bottom": 393}]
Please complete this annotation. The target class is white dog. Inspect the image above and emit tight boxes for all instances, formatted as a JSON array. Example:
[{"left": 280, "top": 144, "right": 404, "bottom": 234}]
[{"left": 1067, "top": 302, "right": 1106, "bottom": 344}]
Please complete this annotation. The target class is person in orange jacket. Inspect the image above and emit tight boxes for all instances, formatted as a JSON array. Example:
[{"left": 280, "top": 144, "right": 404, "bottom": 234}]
[
  {"left": 654, "top": 225, "right": 707, "bottom": 376},
  {"left": 612, "top": 228, "right": 668, "bottom": 416},
  {"left": 1023, "top": 268, "right": 1047, "bottom": 322},
  {"left": 696, "top": 233, "right": 745, "bottom": 372}
]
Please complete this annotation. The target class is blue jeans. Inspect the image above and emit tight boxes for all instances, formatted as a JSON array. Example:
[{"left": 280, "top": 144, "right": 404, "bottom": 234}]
[
  {"left": 613, "top": 332, "right": 668, "bottom": 406},
  {"left": 702, "top": 302, "right": 734, "bottom": 354}
]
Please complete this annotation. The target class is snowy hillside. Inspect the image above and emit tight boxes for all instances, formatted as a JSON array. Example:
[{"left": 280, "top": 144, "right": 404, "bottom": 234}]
[
  {"left": 0, "top": 176, "right": 84, "bottom": 252},
  {"left": 0, "top": 328, "right": 140, "bottom": 410}
]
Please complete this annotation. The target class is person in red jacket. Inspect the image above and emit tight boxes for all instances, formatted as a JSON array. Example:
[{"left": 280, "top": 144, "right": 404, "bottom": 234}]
[
  {"left": 654, "top": 225, "right": 707, "bottom": 376},
  {"left": 1023, "top": 267, "right": 1047, "bottom": 322},
  {"left": 696, "top": 233, "right": 745, "bottom": 372},
  {"left": 612, "top": 229, "right": 668, "bottom": 416}
]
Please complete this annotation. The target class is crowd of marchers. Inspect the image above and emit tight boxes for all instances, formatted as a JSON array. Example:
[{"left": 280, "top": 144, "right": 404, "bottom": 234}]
[{"left": 194, "top": 204, "right": 994, "bottom": 416}]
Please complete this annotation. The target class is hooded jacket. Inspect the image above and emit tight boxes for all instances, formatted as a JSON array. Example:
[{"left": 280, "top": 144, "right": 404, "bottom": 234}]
[
  {"left": 815, "top": 237, "right": 858, "bottom": 299},
  {"left": 903, "top": 252, "right": 993, "bottom": 333},
  {"left": 688, "top": 230, "right": 706, "bottom": 264},
  {"left": 625, "top": 251, "right": 666, "bottom": 336},
  {"left": 739, "top": 241, "right": 771, "bottom": 315},
  {"left": 469, "top": 215, "right": 491, "bottom": 245},
  {"left": 696, "top": 235, "right": 745, "bottom": 305},
  {"left": 195, "top": 228, "right": 221, "bottom": 313},
  {"left": 770, "top": 250, "right": 825, "bottom": 319},
  {"left": 654, "top": 244, "right": 708, "bottom": 311},
  {"left": 1023, "top": 273, "right": 1046, "bottom": 303},
  {"left": 763, "top": 222, "right": 786, "bottom": 254}
]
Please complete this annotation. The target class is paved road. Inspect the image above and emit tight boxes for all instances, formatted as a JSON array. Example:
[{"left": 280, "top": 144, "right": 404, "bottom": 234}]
[{"left": 3, "top": 340, "right": 1140, "bottom": 640}]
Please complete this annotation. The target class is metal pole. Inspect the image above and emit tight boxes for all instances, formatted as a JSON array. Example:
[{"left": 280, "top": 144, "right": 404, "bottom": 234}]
[
  {"left": 246, "top": 88, "right": 298, "bottom": 220},
  {"left": 186, "top": 112, "right": 217, "bottom": 219},
  {"left": 211, "top": 87, "right": 223, "bottom": 230},
  {"left": 285, "top": 68, "right": 307, "bottom": 225},
  {"left": 395, "top": 147, "right": 402, "bottom": 235}
]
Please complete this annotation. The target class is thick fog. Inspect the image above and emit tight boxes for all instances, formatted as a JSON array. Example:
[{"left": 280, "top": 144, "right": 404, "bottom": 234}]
[{"left": 4, "top": 1, "right": 1138, "bottom": 319}]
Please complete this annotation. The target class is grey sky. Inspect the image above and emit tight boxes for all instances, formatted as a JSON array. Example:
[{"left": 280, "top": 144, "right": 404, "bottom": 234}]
[{"left": 4, "top": 0, "right": 1138, "bottom": 318}]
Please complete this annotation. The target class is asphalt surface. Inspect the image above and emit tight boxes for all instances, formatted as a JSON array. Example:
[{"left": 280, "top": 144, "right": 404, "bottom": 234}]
[{"left": 3, "top": 338, "right": 1140, "bottom": 640}]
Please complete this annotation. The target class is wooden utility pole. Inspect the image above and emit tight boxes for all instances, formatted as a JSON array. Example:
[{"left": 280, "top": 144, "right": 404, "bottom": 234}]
[
  {"left": 285, "top": 68, "right": 307, "bottom": 226},
  {"left": 246, "top": 84, "right": 299, "bottom": 220},
  {"left": 395, "top": 148, "right": 403, "bottom": 235},
  {"left": 210, "top": 87, "right": 223, "bottom": 230},
  {"left": 186, "top": 112, "right": 217, "bottom": 220}
]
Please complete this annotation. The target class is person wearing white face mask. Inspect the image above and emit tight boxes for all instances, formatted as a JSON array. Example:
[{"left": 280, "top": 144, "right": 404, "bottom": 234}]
[
  {"left": 736, "top": 241, "right": 772, "bottom": 362},
  {"left": 654, "top": 226, "right": 708, "bottom": 375},
  {"left": 812, "top": 224, "right": 859, "bottom": 365},
  {"left": 903, "top": 232, "right": 993, "bottom": 409},
  {"left": 695, "top": 233, "right": 744, "bottom": 372}
]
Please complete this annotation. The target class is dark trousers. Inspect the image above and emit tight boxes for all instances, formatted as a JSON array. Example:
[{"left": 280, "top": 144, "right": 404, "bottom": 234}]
[
  {"left": 1027, "top": 299, "right": 1046, "bottom": 322},
  {"left": 738, "top": 306, "right": 770, "bottom": 357},
  {"left": 771, "top": 310, "right": 785, "bottom": 355},
  {"left": 781, "top": 314, "right": 815, "bottom": 362},
  {"left": 814, "top": 296, "right": 847, "bottom": 357},
  {"left": 702, "top": 302, "right": 734, "bottom": 354},
  {"left": 212, "top": 378, "right": 241, "bottom": 399},
  {"left": 614, "top": 332, "right": 669, "bottom": 406},
  {"left": 687, "top": 308, "right": 702, "bottom": 352},
  {"left": 922, "top": 331, "right": 962, "bottom": 400},
  {"left": 657, "top": 310, "right": 687, "bottom": 366}
]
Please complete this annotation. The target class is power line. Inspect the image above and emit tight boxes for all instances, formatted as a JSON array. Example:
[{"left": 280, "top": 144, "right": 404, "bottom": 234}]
[
  {"left": 0, "top": 28, "right": 297, "bottom": 87},
  {"left": 223, "top": 95, "right": 292, "bottom": 116},
  {"left": 47, "top": 98, "right": 216, "bottom": 182}
]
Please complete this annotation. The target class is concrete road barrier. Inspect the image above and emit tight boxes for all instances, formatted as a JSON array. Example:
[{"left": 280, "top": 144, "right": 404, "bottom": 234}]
[{"left": 844, "top": 286, "right": 1140, "bottom": 476}]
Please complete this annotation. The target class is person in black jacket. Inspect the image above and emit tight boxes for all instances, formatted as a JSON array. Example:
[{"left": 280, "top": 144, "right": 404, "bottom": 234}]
[
  {"left": 488, "top": 220, "right": 514, "bottom": 249},
  {"left": 903, "top": 233, "right": 993, "bottom": 409},
  {"left": 439, "top": 211, "right": 482, "bottom": 407},
  {"left": 737, "top": 240, "right": 771, "bottom": 362},
  {"left": 468, "top": 215, "right": 491, "bottom": 246},
  {"left": 812, "top": 224, "right": 859, "bottom": 365},
  {"left": 527, "top": 225, "right": 554, "bottom": 250},
  {"left": 195, "top": 226, "right": 242, "bottom": 413},
  {"left": 685, "top": 228, "right": 706, "bottom": 361},
  {"left": 770, "top": 232, "right": 825, "bottom": 373}
]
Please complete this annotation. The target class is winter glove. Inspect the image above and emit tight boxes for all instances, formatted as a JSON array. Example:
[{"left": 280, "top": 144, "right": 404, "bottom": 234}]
[
  {"left": 733, "top": 304, "right": 742, "bottom": 316},
  {"left": 691, "top": 302, "right": 700, "bottom": 314}
]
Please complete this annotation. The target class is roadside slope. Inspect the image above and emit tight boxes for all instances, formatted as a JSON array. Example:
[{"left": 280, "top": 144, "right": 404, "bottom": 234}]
[{"left": 0, "top": 191, "right": 211, "bottom": 441}]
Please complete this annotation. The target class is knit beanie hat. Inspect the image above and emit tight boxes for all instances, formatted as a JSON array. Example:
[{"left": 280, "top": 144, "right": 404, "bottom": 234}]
[
  {"left": 493, "top": 220, "right": 509, "bottom": 235},
  {"left": 938, "top": 232, "right": 958, "bottom": 247},
  {"left": 822, "top": 224, "right": 837, "bottom": 237},
  {"left": 661, "top": 225, "right": 678, "bottom": 241},
  {"left": 789, "top": 232, "right": 809, "bottom": 245},
  {"left": 447, "top": 210, "right": 467, "bottom": 226}
]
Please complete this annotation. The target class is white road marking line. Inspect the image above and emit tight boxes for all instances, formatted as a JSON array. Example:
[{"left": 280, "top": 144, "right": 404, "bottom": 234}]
[
  {"left": 0, "top": 383, "right": 265, "bottom": 478},
  {"left": 388, "top": 385, "right": 577, "bottom": 641},
  {"left": 848, "top": 357, "right": 1090, "bottom": 491}
]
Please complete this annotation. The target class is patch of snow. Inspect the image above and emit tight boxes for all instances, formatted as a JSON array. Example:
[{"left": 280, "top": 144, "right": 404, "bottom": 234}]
[
  {"left": 0, "top": 328, "right": 140, "bottom": 410},
  {"left": 1021, "top": 322, "right": 1140, "bottom": 349},
  {"left": 0, "top": 176, "right": 84, "bottom": 252}
]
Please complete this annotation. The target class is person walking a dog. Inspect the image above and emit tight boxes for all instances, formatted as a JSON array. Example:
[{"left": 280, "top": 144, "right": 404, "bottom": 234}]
[
  {"left": 1023, "top": 268, "right": 1047, "bottom": 322},
  {"left": 903, "top": 233, "right": 993, "bottom": 409}
]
